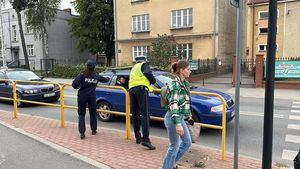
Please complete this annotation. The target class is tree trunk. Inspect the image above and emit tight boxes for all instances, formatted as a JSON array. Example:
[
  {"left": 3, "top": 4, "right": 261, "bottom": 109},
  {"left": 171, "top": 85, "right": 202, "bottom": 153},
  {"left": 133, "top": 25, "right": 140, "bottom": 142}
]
[{"left": 16, "top": 10, "right": 30, "bottom": 70}]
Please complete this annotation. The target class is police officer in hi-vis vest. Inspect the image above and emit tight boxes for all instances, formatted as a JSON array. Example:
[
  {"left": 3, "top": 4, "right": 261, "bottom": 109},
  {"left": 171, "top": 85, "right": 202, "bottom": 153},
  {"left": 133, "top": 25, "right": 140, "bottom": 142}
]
[
  {"left": 129, "top": 56, "right": 156, "bottom": 150},
  {"left": 72, "top": 60, "right": 109, "bottom": 139}
]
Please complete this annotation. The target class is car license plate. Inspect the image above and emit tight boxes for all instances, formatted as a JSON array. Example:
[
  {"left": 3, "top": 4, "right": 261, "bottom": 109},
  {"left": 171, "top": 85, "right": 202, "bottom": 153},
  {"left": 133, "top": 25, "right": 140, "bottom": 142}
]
[{"left": 44, "top": 93, "right": 55, "bottom": 97}]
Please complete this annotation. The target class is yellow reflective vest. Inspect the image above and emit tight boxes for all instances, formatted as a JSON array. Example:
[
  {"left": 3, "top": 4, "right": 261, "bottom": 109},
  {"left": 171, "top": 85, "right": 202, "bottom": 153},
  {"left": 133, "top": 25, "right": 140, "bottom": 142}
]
[{"left": 129, "top": 63, "right": 153, "bottom": 92}]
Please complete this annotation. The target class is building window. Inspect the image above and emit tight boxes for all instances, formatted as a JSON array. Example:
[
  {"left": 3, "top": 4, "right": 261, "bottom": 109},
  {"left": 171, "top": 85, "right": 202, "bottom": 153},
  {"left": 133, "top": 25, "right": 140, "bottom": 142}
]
[
  {"left": 27, "top": 45, "right": 34, "bottom": 56},
  {"left": 259, "top": 27, "right": 268, "bottom": 34},
  {"left": 132, "top": 14, "right": 149, "bottom": 32},
  {"left": 174, "top": 43, "right": 192, "bottom": 60},
  {"left": 25, "top": 23, "right": 33, "bottom": 34},
  {"left": 258, "top": 10, "right": 279, "bottom": 20},
  {"left": 259, "top": 11, "right": 269, "bottom": 20},
  {"left": 12, "top": 25, "right": 17, "bottom": 42},
  {"left": 132, "top": 46, "right": 149, "bottom": 61},
  {"left": 171, "top": 8, "right": 192, "bottom": 29},
  {"left": 258, "top": 44, "right": 278, "bottom": 52}
]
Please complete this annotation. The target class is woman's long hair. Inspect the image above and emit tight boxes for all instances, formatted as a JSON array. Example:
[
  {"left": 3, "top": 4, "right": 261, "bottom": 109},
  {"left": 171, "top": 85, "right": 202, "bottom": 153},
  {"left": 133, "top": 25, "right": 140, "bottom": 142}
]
[{"left": 170, "top": 60, "right": 190, "bottom": 75}]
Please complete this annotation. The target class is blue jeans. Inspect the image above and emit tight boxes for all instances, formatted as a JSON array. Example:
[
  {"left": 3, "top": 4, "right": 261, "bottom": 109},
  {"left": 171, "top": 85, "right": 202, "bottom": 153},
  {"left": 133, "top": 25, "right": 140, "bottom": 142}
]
[{"left": 162, "top": 112, "right": 192, "bottom": 169}]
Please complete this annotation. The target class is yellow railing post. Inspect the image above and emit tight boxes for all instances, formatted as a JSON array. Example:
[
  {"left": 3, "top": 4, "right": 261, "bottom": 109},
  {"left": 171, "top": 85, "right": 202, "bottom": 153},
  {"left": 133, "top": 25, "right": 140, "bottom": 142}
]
[
  {"left": 60, "top": 84, "right": 65, "bottom": 128},
  {"left": 220, "top": 96, "right": 227, "bottom": 160},
  {"left": 12, "top": 81, "right": 17, "bottom": 118},
  {"left": 125, "top": 91, "right": 131, "bottom": 139}
]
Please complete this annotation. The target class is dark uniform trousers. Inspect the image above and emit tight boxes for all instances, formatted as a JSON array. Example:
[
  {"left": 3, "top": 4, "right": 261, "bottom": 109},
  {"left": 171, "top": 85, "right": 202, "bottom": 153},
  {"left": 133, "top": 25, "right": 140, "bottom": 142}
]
[
  {"left": 77, "top": 96, "right": 97, "bottom": 134},
  {"left": 129, "top": 86, "right": 150, "bottom": 142}
]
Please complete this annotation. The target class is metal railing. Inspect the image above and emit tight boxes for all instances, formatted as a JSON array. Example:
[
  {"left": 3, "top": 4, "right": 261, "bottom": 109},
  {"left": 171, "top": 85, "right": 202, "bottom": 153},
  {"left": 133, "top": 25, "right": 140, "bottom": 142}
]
[{"left": 0, "top": 80, "right": 228, "bottom": 160}]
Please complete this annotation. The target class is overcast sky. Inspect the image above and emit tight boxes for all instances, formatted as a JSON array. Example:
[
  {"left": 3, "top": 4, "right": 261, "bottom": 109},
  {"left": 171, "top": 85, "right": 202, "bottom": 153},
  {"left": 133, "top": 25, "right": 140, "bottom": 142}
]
[{"left": 59, "top": 0, "right": 78, "bottom": 15}]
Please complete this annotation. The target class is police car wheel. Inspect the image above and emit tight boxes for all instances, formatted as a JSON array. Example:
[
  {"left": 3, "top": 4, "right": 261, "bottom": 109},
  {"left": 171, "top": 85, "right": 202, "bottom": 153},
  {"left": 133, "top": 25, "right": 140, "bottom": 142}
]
[{"left": 96, "top": 101, "right": 114, "bottom": 122}]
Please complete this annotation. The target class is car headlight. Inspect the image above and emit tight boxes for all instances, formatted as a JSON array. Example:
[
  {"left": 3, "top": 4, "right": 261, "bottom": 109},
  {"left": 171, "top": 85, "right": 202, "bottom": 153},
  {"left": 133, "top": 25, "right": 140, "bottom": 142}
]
[
  {"left": 23, "top": 89, "right": 39, "bottom": 94},
  {"left": 211, "top": 104, "right": 224, "bottom": 112}
]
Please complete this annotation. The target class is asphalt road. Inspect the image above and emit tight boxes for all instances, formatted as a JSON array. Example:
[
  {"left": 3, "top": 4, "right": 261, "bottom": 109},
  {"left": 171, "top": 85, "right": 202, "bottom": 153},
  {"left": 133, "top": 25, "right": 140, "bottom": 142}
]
[
  {"left": 0, "top": 124, "right": 100, "bottom": 169},
  {"left": 0, "top": 87, "right": 297, "bottom": 167}
]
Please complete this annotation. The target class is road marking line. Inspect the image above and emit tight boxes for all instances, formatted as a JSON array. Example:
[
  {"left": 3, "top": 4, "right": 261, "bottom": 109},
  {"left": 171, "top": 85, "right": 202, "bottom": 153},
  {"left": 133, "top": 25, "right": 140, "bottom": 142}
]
[
  {"left": 282, "top": 149, "right": 298, "bottom": 160},
  {"left": 285, "top": 135, "right": 300, "bottom": 144},
  {"left": 289, "top": 115, "right": 300, "bottom": 121},
  {"left": 240, "top": 111, "right": 284, "bottom": 118},
  {"left": 293, "top": 101, "right": 300, "bottom": 105},
  {"left": 292, "top": 105, "right": 300, "bottom": 109},
  {"left": 288, "top": 124, "right": 300, "bottom": 130},
  {"left": 291, "top": 110, "right": 300, "bottom": 113},
  {"left": 64, "top": 95, "right": 77, "bottom": 98}
]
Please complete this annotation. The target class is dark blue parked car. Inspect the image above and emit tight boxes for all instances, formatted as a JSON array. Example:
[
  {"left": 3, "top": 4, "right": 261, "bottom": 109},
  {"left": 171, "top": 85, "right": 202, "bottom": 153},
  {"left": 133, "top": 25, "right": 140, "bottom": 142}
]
[
  {"left": 96, "top": 68, "right": 235, "bottom": 125},
  {"left": 0, "top": 68, "right": 60, "bottom": 107}
]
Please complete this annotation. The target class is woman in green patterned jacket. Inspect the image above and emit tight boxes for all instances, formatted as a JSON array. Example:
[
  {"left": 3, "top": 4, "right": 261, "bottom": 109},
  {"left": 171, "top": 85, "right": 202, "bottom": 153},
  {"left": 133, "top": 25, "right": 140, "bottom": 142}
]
[{"left": 162, "top": 60, "right": 193, "bottom": 169}]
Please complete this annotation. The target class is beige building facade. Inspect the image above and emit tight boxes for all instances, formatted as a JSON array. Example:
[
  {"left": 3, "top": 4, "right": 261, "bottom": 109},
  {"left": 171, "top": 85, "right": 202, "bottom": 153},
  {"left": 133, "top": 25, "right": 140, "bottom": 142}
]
[
  {"left": 247, "top": 0, "right": 300, "bottom": 60},
  {"left": 115, "top": 0, "right": 237, "bottom": 66}
]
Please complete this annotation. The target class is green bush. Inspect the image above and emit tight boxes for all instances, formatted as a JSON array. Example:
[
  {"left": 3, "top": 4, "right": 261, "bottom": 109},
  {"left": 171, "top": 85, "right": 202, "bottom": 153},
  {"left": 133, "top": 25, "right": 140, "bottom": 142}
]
[{"left": 53, "top": 64, "right": 106, "bottom": 78}]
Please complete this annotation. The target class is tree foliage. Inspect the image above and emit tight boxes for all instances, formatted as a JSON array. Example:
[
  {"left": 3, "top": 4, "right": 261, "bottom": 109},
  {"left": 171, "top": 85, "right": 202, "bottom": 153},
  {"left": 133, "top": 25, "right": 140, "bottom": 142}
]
[
  {"left": 10, "top": 0, "right": 60, "bottom": 69},
  {"left": 68, "top": 0, "right": 115, "bottom": 66},
  {"left": 148, "top": 34, "right": 177, "bottom": 68}
]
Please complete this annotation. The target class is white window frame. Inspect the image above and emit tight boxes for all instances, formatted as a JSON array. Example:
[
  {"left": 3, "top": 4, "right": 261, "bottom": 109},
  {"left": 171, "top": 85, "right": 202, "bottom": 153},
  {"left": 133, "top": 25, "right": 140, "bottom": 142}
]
[
  {"left": 171, "top": 8, "right": 193, "bottom": 29},
  {"left": 258, "top": 26, "right": 279, "bottom": 35},
  {"left": 27, "top": 44, "right": 34, "bottom": 56},
  {"left": 174, "top": 43, "right": 192, "bottom": 60},
  {"left": 25, "top": 23, "right": 33, "bottom": 34},
  {"left": 12, "top": 25, "right": 17, "bottom": 42},
  {"left": 258, "top": 43, "right": 278, "bottom": 52},
  {"left": 132, "top": 14, "right": 149, "bottom": 32},
  {"left": 132, "top": 46, "right": 149, "bottom": 61},
  {"left": 258, "top": 10, "right": 279, "bottom": 20}
]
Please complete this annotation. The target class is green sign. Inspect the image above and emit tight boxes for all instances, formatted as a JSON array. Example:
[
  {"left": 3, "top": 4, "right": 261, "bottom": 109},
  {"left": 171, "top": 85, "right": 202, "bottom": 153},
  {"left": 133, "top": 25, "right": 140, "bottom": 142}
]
[{"left": 264, "top": 61, "right": 300, "bottom": 78}]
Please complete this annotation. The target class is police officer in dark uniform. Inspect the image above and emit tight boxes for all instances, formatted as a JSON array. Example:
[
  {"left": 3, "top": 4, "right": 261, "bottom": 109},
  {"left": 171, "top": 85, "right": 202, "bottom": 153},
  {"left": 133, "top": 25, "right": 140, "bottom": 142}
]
[
  {"left": 129, "top": 56, "right": 156, "bottom": 150},
  {"left": 72, "top": 60, "right": 109, "bottom": 139}
]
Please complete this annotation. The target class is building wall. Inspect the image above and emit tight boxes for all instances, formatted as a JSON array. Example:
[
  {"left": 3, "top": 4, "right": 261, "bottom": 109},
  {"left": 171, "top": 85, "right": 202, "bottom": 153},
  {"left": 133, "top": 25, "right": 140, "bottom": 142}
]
[
  {"left": 47, "top": 10, "right": 91, "bottom": 65},
  {"left": 217, "top": 0, "right": 238, "bottom": 59},
  {"left": 0, "top": 8, "right": 90, "bottom": 70},
  {"left": 116, "top": 0, "right": 236, "bottom": 66},
  {"left": 283, "top": 1, "right": 300, "bottom": 58},
  {"left": 247, "top": 1, "right": 286, "bottom": 59}
]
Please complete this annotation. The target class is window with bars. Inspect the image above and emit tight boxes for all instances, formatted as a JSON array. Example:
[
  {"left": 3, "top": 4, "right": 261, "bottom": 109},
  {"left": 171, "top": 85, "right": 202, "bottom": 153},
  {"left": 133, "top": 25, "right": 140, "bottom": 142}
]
[
  {"left": 27, "top": 44, "right": 34, "bottom": 56},
  {"left": 173, "top": 43, "right": 192, "bottom": 60},
  {"left": 132, "top": 14, "right": 149, "bottom": 32},
  {"left": 132, "top": 46, "right": 149, "bottom": 61},
  {"left": 171, "top": 8, "right": 192, "bottom": 29}
]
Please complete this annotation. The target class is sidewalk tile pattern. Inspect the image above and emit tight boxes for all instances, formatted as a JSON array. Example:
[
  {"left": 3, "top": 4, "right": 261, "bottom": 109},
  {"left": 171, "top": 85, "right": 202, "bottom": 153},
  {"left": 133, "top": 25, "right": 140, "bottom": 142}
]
[{"left": 0, "top": 111, "right": 279, "bottom": 169}]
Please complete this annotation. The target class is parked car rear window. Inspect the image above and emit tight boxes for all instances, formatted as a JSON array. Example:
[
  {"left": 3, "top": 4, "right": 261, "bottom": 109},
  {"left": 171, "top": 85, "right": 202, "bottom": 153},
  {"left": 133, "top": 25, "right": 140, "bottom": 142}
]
[{"left": 6, "top": 71, "right": 40, "bottom": 81}]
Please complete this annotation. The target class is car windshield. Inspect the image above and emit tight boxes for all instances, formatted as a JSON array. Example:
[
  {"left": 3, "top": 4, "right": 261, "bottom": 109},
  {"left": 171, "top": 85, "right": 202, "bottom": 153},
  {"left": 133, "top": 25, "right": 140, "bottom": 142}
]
[
  {"left": 155, "top": 73, "right": 176, "bottom": 86},
  {"left": 6, "top": 71, "right": 40, "bottom": 81}
]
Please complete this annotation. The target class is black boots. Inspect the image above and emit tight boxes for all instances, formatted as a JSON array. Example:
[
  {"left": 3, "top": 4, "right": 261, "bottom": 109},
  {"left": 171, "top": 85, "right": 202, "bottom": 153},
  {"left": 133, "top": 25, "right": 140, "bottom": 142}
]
[
  {"left": 80, "top": 133, "right": 85, "bottom": 139},
  {"left": 141, "top": 141, "right": 156, "bottom": 150}
]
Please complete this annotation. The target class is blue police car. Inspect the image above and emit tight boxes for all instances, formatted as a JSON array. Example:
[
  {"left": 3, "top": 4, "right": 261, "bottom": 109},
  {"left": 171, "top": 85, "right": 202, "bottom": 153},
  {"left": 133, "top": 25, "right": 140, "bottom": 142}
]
[
  {"left": 0, "top": 68, "right": 60, "bottom": 107},
  {"left": 96, "top": 68, "right": 235, "bottom": 126}
]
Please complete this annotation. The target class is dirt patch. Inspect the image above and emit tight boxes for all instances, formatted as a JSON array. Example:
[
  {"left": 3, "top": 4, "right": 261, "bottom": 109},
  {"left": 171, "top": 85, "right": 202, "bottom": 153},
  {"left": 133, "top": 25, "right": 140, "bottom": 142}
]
[{"left": 177, "top": 147, "right": 210, "bottom": 168}]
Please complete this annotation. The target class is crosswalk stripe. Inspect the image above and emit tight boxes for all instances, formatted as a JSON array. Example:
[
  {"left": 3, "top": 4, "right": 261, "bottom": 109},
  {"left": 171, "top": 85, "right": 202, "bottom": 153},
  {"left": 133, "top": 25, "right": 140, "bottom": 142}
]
[
  {"left": 289, "top": 115, "right": 300, "bottom": 121},
  {"left": 285, "top": 135, "right": 300, "bottom": 144},
  {"left": 240, "top": 111, "right": 284, "bottom": 118},
  {"left": 288, "top": 124, "right": 300, "bottom": 130},
  {"left": 293, "top": 101, "right": 300, "bottom": 105},
  {"left": 292, "top": 105, "right": 300, "bottom": 109},
  {"left": 291, "top": 110, "right": 300, "bottom": 113},
  {"left": 282, "top": 149, "right": 298, "bottom": 160}
]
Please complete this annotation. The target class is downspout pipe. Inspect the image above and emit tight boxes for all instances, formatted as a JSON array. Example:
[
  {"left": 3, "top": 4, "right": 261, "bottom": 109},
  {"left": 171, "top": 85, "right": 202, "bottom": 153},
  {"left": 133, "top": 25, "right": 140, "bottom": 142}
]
[
  {"left": 212, "top": 0, "right": 217, "bottom": 59},
  {"left": 113, "top": 0, "right": 118, "bottom": 66}
]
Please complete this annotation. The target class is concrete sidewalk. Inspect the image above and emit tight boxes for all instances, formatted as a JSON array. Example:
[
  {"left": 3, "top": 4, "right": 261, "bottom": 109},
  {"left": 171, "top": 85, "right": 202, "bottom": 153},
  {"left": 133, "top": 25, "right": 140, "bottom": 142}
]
[{"left": 0, "top": 110, "right": 280, "bottom": 169}]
